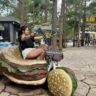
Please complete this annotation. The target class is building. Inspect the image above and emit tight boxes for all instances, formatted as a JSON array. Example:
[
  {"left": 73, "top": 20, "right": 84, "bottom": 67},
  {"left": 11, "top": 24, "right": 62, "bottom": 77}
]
[{"left": 0, "top": 17, "right": 20, "bottom": 42}]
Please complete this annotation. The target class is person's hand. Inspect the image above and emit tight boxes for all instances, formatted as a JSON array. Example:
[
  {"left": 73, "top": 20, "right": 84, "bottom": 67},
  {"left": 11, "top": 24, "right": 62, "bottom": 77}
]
[
  {"left": 41, "top": 36, "right": 44, "bottom": 39},
  {"left": 31, "top": 33, "right": 35, "bottom": 36},
  {"left": 31, "top": 32, "right": 37, "bottom": 37},
  {"left": 21, "top": 34, "right": 30, "bottom": 41}
]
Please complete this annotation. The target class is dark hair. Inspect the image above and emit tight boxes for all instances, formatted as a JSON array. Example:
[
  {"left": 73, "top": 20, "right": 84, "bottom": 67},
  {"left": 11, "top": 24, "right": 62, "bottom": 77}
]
[{"left": 18, "top": 25, "right": 28, "bottom": 40}]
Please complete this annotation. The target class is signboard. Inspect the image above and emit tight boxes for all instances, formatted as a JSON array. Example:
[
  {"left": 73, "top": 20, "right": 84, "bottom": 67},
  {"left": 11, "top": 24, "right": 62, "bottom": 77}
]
[
  {"left": 86, "top": 17, "right": 96, "bottom": 23},
  {"left": 86, "top": 17, "right": 96, "bottom": 32}
]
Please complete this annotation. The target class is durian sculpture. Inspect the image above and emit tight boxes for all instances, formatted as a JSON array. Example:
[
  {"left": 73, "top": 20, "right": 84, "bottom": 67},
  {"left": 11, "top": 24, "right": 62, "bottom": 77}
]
[{"left": 48, "top": 67, "right": 77, "bottom": 96}]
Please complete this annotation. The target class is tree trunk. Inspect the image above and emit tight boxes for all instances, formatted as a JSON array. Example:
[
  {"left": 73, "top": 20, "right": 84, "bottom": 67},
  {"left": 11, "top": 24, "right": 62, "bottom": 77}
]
[
  {"left": 81, "top": 0, "right": 86, "bottom": 46},
  {"left": 18, "top": 0, "right": 25, "bottom": 26},
  {"left": 73, "top": 0, "right": 79, "bottom": 47},
  {"left": 44, "top": 0, "right": 48, "bottom": 22},
  {"left": 32, "top": 1, "right": 35, "bottom": 27},
  {"left": 77, "top": 0, "right": 84, "bottom": 47},
  {"left": 59, "top": 0, "right": 66, "bottom": 50},
  {"left": 73, "top": 0, "right": 84, "bottom": 47},
  {"left": 52, "top": 0, "right": 57, "bottom": 48},
  {"left": 73, "top": 19, "right": 79, "bottom": 47}
]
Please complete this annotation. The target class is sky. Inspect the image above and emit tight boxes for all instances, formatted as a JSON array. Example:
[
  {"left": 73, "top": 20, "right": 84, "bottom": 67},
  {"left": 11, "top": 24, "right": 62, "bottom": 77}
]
[
  {"left": 57, "top": 0, "right": 62, "bottom": 12},
  {"left": 57, "top": 0, "right": 92, "bottom": 9},
  {"left": 57, "top": 0, "right": 92, "bottom": 13}
]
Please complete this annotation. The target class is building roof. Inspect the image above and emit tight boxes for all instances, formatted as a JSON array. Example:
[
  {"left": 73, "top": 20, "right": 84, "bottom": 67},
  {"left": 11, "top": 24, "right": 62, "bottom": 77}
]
[{"left": 0, "top": 17, "right": 20, "bottom": 24}]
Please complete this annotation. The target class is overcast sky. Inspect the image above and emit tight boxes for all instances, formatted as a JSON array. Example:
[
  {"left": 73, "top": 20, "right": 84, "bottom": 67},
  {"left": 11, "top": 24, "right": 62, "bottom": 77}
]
[
  {"left": 57, "top": 0, "right": 92, "bottom": 13},
  {"left": 57, "top": 0, "right": 62, "bottom": 12},
  {"left": 57, "top": 0, "right": 92, "bottom": 10}
]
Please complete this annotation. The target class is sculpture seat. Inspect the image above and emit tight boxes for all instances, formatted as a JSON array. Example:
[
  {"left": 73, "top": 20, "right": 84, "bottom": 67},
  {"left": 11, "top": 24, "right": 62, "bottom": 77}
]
[{"left": 0, "top": 46, "right": 48, "bottom": 85}]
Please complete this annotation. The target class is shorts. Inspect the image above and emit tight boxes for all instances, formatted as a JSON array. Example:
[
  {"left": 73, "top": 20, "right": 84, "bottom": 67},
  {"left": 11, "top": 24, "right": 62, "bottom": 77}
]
[{"left": 22, "top": 48, "right": 35, "bottom": 59}]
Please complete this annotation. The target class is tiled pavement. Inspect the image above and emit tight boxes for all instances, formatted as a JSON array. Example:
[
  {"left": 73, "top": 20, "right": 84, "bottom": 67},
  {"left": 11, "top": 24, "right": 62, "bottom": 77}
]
[
  {"left": 60, "top": 46, "right": 96, "bottom": 96},
  {"left": 0, "top": 46, "right": 96, "bottom": 96}
]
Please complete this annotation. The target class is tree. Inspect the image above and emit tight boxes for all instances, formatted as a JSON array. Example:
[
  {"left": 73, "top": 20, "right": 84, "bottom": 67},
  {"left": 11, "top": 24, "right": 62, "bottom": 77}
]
[
  {"left": 52, "top": 0, "right": 57, "bottom": 48},
  {"left": 0, "top": 0, "right": 18, "bottom": 16},
  {"left": 18, "top": 0, "right": 25, "bottom": 25},
  {"left": 87, "top": 0, "right": 96, "bottom": 16},
  {"left": 59, "top": 0, "right": 66, "bottom": 49},
  {"left": 73, "top": 0, "right": 82, "bottom": 47},
  {"left": 80, "top": 0, "right": 87, "bottom": 46},
  {"left": 26, "top": 0, "right": 52, "bottom": 27},
  {"left": 44, "top": 0, "right": 48, "bottom": 22}
]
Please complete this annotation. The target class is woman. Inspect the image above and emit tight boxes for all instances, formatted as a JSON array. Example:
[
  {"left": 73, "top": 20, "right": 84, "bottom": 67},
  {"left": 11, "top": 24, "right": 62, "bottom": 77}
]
[{"left": 18, "top": 25, "right": 46, "bottom": 60}]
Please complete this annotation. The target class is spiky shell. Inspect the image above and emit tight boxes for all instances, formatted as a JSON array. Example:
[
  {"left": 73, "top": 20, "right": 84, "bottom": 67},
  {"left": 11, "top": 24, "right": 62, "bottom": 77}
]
[
  {"left": 57, "top": 67, "right": 78, "bottom": 96},
  {"left": 48, "top": 69, "right": 72, "bottom": 96}
]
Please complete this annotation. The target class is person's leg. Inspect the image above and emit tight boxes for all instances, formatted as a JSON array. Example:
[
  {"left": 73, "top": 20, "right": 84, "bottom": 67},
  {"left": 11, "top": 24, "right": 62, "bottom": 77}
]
[
  {"left": 38, "top": 44, "right": 48, "bottom": 51},
  {"left": 26, "top": 48, "right": 45, "bottom": 60},
  {"left": 38, "top": 49, "right": 45, "bottom": 60}
]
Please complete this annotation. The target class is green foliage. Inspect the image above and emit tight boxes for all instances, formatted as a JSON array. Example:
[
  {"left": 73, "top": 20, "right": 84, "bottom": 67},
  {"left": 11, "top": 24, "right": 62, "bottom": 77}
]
[
  {"left": 0, "top": 0, "right": 96, "bottom": 40},
  {"left": 87, "top": 1, "right": 96, "bottom": 16},
  {"left": 0, "top": 0, "right": 18, "bottom": 16}
]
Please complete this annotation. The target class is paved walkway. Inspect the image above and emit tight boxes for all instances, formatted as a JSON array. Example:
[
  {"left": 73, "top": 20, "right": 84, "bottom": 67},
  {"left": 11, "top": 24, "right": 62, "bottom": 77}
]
[
  {"left": 0, "top": 46, "right": 96, "bottom": 96},
  {"left": 60, "top": 46, "right": 96, "bottom": 96}
]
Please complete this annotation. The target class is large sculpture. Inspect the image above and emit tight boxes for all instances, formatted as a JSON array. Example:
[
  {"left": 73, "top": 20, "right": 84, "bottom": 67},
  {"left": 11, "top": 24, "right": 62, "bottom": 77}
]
[{"left": 0, "top": 46, "right": 77, "bottom": 96}]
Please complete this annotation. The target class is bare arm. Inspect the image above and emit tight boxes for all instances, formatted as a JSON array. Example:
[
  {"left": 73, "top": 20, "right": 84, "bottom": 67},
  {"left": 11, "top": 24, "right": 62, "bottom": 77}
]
[
  {"left": 21, "top": 34, "right": 31, "bottom": 41},
  {"left": 30, "top": 32, "right": 43, "bottom": 40},
  {"left": 21, "top": 32, "right": 43, "bottom": 41},
  {"left": 34, "top": 36, "right": 43, "bottom": 40}
]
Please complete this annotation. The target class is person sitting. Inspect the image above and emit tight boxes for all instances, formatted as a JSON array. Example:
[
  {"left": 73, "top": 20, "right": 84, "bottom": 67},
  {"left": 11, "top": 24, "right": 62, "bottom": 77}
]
[{"left": 18, "top": 25, "right": 47, "bottom": 60}]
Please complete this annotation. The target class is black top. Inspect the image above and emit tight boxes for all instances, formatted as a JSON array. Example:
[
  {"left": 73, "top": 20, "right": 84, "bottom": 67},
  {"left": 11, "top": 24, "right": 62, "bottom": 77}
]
[{"left": 18, "top": 36, "right": 35, "bottom": 51}]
